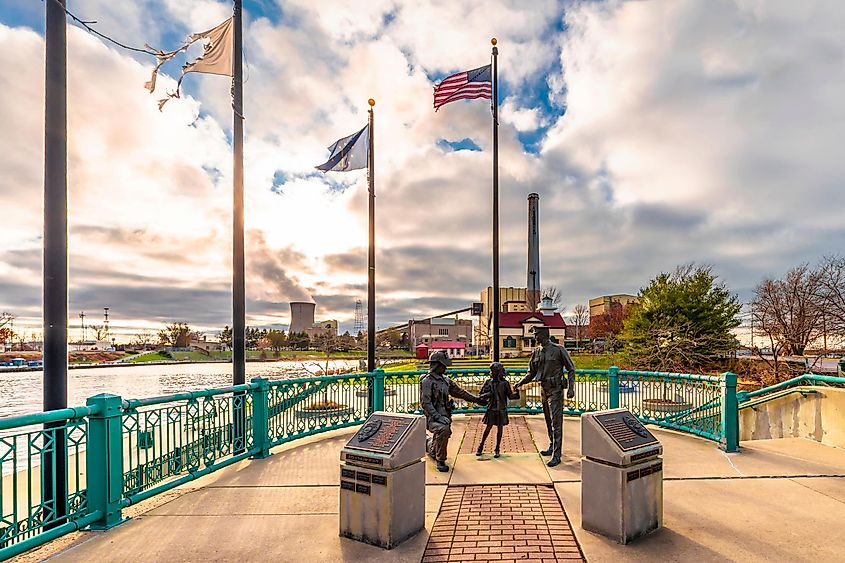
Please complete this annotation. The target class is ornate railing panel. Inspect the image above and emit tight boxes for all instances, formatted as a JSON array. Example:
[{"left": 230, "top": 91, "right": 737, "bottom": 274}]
[
  {"left": 0, "top": 366, "right": 745, "bottom": 559},
  {"left": 0, "top": 412, "right": 91, "bottom": 552},
  {"left": 618, "top": 371, "right": 723, "bottom": 441},
  {"left": 266, "top": 374, "right": 371, "bottom": 447},
  {"left": 121, "top": 389, "right": 254, "bottom": 498}
]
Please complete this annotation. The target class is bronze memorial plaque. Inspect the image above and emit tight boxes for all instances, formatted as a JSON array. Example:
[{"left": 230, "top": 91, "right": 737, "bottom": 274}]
[
  {"left": 346, "top": 414, "right": 414, "bottom": 455},
  {"left": 595, "top": 412, "right": 658, "bottom": 451}
]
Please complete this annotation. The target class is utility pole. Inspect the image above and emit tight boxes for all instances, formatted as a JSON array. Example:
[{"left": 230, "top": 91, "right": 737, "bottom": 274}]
[{"left": 43, "top": 0, "right": 68, "bottom": 528}]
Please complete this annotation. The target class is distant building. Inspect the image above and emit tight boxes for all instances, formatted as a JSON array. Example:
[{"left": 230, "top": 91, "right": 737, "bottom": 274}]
[
  {"left": 498, "top": 298, "right": 566, "bottom": 357},
  {"left": 415, "top": 343, "right": 429, "bottom": 360},
  {"left": 190, "top": 335, "right": 223, "bottom": 352},
  {"left": 478, "top": 286, "right": 531, "bottom": 351},
  {"left": 289, "top": 302, "right": 316, "bottom": 334},
  {"left": 589, "top": 294, "right": 639, "bottom": 318},
  {"left": 305, "top": 320, "right": 338, "bottom": 340},
  {"left": 430, "top": 340, "right": 466, "bottom": 359},
  {"left": 408, "top": 317, "right": 472, "bottom": 347},
  {"left": 73, "top": 340, "right": 111, "bottom": 351}
]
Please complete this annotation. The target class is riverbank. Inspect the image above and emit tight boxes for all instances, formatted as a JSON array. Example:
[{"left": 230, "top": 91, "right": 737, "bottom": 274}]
[{"left": 0, "top": 353, "right": 412, "bottom": 373}]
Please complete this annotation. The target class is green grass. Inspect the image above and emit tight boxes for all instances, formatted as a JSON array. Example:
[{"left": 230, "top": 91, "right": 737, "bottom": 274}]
[
  {"left": 127, "top": 352, "right": 174, "bottom": 363},
  {"left": 570, "top": 353, "right": 620, "bottom": 370}
]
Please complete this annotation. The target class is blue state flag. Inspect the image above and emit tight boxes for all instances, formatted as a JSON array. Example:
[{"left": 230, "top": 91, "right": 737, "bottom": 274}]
[{"left": 315, "top": 124, "right": 369, "bottom": 172}]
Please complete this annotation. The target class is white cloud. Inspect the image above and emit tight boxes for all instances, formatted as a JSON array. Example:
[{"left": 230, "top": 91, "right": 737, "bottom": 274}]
[{"left": 3, "top": 0, "right": 845, "bottom": 338}]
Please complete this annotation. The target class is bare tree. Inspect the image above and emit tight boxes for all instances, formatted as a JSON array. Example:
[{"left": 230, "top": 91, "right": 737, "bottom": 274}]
[
  {"left": 752, "top": 265, "right": 825, "bottom": 378},
  {"left": 541, "top": 286, "right": 565, "bottom": 312},
  {"left": 0, "top": 312, "right": 14, "bottom": 330},
  {"left": 571, "top": 304, "right": 589, "bottom": 349},
  {"left": 131, "top": 330, "right": 153, "bottom": 349},
  {"left": 815, "top": 255, "right": 845, "bottom": 338},
  {"left": 90, "top": 324, "right": 108, "bottom": 340}
]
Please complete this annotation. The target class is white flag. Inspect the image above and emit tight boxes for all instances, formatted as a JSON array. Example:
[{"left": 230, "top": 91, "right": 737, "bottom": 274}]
[{"left": 145, "top": 18, "right": 234, "bottom": 110}]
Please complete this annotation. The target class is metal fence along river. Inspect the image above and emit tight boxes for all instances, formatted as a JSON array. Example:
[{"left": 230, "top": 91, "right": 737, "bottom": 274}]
[{"left": 0, "top": 366, "right": 751, "bottom": 559}]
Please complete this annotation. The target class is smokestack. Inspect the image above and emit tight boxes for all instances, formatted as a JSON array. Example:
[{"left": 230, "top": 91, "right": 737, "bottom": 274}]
[{"left": 527, "top": 193, "right": 540, "bottom": 311}]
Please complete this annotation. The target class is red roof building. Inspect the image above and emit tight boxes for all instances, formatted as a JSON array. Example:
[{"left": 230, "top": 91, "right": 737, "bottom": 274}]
[{"left": 497, "top": 311, "right": 566, "bottom": 357}]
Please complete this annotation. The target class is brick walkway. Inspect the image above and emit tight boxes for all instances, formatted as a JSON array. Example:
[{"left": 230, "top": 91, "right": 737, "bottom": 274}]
[
  {"left": 460, "top": 416, "right": 536, "bottom": 454},
  {"left": 422, "top": 485, "right": 584, "bottom": 562}
]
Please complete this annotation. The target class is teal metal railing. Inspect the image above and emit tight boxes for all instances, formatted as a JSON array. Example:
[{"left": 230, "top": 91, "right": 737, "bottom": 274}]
[
  {"left": 737, "top": 373, "right": 845, "bottom": 406},
  {"left": 0, "top": 367, "right": 739, "bottom": 559}
]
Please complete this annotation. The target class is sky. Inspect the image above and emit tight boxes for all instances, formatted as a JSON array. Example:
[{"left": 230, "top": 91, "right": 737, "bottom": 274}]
[{"left": 1, "top": 0, "right": 845, "bottom": 341}]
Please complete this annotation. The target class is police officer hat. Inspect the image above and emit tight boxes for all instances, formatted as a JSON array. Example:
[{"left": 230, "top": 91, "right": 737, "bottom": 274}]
[
  {"left": 530, "top": 326, "right": 550, "bottom": 335},
  {"left": 429, "top": 350, "right": 452, "bottom": 367}
]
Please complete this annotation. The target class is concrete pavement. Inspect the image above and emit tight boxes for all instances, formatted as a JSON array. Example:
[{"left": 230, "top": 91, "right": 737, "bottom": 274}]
[{"left": 24, "top": 414, "right": 845, "bottom": 562}]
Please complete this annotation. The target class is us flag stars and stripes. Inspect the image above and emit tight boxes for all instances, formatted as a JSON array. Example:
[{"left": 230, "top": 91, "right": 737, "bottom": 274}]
[{"left": 433, "top": 65, "right": 492, "bottom": 111}]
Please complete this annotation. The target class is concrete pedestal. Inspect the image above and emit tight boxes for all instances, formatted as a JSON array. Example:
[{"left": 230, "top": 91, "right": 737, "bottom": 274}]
[
  {"left": 339, "top": 460, "right": 425, "bottom": 549},
  {"left": 338, "top": 412, "right": 426, "bottom": 549},
  {"left": 581, "top": 457, "right": 663, "bottom": 544}
]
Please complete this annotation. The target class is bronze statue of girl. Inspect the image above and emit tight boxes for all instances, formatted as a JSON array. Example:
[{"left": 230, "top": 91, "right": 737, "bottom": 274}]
[{"left": 476, "top": 362, "right": 520, "bottom": 458}]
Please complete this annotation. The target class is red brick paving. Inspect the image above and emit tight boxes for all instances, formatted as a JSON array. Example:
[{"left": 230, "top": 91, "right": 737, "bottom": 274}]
[
  {"left": 422, "top": 485, "right": 584, "bottom": 562},
  {"left": 460, "top": 416, "right": 536, "bottom": 454}
]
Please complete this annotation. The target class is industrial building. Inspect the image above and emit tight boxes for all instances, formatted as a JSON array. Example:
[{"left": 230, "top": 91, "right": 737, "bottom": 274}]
[
  {"left": 288, "top": 302, "right": 338, "bottom": 339},
  {"left": 589, "top": 294, "right": 639, "bottom": 317},
  {"left": 476, "top": 192, "right": 569, "bottom": 354},
  {"left": 408, "top": 317, "right": 472, "bottom": 347}
]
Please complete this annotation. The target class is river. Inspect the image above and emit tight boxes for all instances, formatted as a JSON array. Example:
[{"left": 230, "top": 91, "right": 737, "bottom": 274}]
[{"left": 0, "top": 359, "right": 359, "bottom": 420}]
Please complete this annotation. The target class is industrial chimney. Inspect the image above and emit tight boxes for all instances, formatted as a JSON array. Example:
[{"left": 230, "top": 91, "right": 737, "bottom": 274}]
[{"left": 527, "top": 193, "right": 541, "bottom": 311}]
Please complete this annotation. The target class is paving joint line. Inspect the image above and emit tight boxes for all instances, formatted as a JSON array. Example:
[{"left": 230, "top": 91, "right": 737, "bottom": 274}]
[{"left": 788, "top": 477, "right": 845, "bottom": 507}]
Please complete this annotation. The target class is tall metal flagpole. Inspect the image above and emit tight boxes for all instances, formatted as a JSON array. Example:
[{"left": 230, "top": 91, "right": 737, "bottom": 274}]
[
  {"left": 232, "top": 0, "right": 246, "bottom": 453},
  {"left": 367, "top": 99, "right": 376, "bottom": 374},
  {"left": 491, "top": 38, "right": 500, "bottom": 362},
  {"left": 43, "top": 0, "right": 68, "bottom": 528},
  {"left": 233, "top": 0, "right": 245, "bottom": 386}
]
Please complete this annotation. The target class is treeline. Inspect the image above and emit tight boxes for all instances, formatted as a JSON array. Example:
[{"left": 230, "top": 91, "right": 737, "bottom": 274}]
[
  {"left": 577, "top": 257, "right": 845, "bottom": 380},
  {"left": 154, "top": 322, "right": 365, "bottom": 353}
]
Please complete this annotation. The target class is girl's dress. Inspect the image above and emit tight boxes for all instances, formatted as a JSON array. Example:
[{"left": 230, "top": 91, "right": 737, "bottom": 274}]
[{"left": 480, "top": 378, "right": 519, "bottom": 427}]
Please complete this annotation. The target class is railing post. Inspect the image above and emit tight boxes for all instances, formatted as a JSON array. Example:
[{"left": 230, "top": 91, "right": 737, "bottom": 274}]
[
  {"left": 720, "top": 372, "right": 740, "bottom": 452},
  {"left": 250, "top": 378, "right": 270, "bottom": 459},
  {"left": 373, "top": 369, "right": 385, "bottom": 412},
  {"left": 86, "top": 393, "right": 125, "bottom": 530},
  {"left": 608, "top": 366, "right": 620, "bottom": 409}
]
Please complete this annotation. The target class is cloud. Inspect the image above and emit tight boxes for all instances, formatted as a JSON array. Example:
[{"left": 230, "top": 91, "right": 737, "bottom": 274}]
[{"left": 3, "top": 0, "right": 845, "bottom": 339}]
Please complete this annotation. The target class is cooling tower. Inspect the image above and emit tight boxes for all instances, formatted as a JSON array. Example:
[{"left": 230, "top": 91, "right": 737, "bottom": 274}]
[
  {"left": 289, "top": 302, "right": 316, "bottom": 333},
  {"left": 527, "top": 193, "right": 541, "bottom": 311}
]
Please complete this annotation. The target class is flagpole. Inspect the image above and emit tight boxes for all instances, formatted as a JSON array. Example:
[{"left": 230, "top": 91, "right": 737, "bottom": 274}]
[
  {"left": 491, "top": 38, "right": 500, "bottom": 362},
  {"left": 233, "top": 0, "right": 245, "bottom": 386},
  {"left": 232, "top": 0, "right": 246, "bottom": 452},
  {"left": 43, "top": 0, "right": 68, "bottom": 528},
  {"left": 367, "top": 99, "right": 376, "bottom": 375}
]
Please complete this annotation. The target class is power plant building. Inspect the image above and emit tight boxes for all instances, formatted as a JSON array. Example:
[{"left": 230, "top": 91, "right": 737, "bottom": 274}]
[
  {"left": 589, "top": 295, "right": 639, "bottom": 318},
  {"left": 289, "top": 301, "right": 338, "bottom": 338},
  {"left": 476, "top": 192, "right": 569, "bottom": 353},
  {"left": 408, "top": 318, "right": 472, "bottom": 347},
  {"left": 289, "top": 302, "right": 316, "bottom": 334}
]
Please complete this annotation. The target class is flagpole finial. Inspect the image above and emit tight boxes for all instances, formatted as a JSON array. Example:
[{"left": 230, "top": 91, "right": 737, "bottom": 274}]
[
  {"left": 368, "top": 98, "right": 376, "bottom": 107},
  {"left": 491, "top": 37, "right": 497, "bottom": 46}
]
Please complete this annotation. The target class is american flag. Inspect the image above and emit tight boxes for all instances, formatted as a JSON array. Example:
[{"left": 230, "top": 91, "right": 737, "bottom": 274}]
[{"left": 433, "top": 65, "right": 492, "bottom": 111}]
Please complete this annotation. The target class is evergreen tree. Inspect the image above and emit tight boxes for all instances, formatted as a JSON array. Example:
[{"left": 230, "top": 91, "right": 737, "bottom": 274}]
[{"left": 621, "top": 265, "right": 741, "bottom": 371}]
